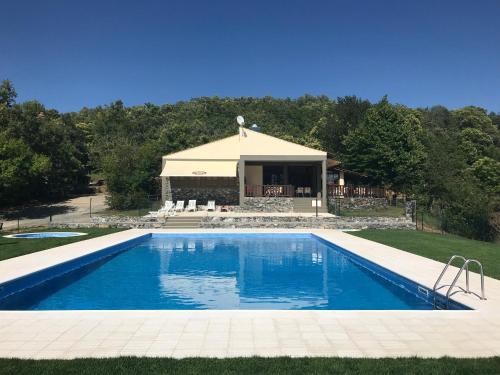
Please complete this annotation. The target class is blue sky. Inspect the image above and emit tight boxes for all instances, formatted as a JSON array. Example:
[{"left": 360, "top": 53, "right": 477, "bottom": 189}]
[{"left": 2, "top": 0, "right": 499, "bottom": 113}]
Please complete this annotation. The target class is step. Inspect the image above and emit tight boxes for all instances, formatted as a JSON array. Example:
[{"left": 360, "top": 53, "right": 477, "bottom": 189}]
[
  {"left": 163, "top": 217, "right": 202, "bottom": 228},
  {"left": 166, "top": 218, "right": 202, "bottom": 222},
  {"left": 164, "top": 225, "right": 200, "bottom": 228},
  {"left": 165, "top": 217, "right": 202, "bottom": 222}
]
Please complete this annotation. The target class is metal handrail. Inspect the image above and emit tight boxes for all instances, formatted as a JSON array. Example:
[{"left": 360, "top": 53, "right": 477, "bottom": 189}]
[
  {"left": 464, "top": 259, "right": 486, "bottom": 300},
  {"left": 433, "top": 255, "right": 487, "bottom": 309},
  {"left": 433, "top": 255, "right": 467, "bottom": 292}
]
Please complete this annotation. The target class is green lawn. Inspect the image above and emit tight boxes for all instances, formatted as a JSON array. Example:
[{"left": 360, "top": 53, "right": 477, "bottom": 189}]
[
  {"left": 100, "top": 203, "right": 162, "bottom": 217},
  {"left": 352, "top": 229, "right": 500, "bottom": 280},
  {"left": 0, "top": 228, "right": 125, "bottom": 261},
  {"left": 0, "top": 357, "right": 499, "bottom": 375}
]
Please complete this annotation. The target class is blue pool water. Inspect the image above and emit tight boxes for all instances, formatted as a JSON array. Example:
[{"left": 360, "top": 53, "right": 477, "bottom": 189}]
[{"left": 0, "top": 234, "right": 467, "bottom": 310}]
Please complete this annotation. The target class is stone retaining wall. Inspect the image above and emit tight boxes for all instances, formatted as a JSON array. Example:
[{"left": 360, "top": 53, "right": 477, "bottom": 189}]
[
  {"left": 170, "top": 187, "right": 239, "bottom": 206},
  {"left": 50, "top": 215, "right": 415, "bottom": 230},
  {"left": 235, "top": 197, "right": 294, "bottom": 213},
  {"left": 333, "top": 197, "right": 389, "bottom": 210},
  {"left": 200, "top": 216, "right": 414, "bottom": 230},
  {"left": 167, "top": 177, "right": 239, "bottom": 205}
]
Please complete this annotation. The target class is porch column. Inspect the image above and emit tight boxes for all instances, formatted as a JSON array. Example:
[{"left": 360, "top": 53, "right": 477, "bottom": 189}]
[
  {"left": 283, "top": 165, "right": 289, "bottom": 185},
  {"left": 239, "top": 159, "right": 245, "bottom": 205},
  {"left": 339, "top": 170, "right": 345, "bottom": 186},
  {"left": 161, "top": 157, "right": 171, "bottom": 203},
  {"left": 321, "top": 159, "right": 327, "bottom": 208}
]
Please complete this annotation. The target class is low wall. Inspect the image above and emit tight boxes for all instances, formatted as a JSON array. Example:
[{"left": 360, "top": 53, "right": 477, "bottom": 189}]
[
  {"left": 50, "top": 216, "right": 161, "bottom": 229},
  {"left": 51, "top": 215, "right": 415, "bottom": 230},
  {"left": 200, "top": 216, "right": 414, "bottom": 230},
  {"left": 236, "top": 197, "right": 294, "bottom": 213},
  {"left": 333, "top": 197, "right": 388, "bottom": 210}
]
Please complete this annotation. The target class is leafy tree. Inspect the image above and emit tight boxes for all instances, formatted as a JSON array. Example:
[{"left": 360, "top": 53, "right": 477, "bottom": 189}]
[
  {"left": 327, "top": 96, "right": 371, "bottom": 156},
  {"left": 101, "top": 140, "right": 161, "bottom": 209},
  {"left": 0, "top": 82, "right": 88, "bottom": 206},
  {"left": 0, "top": 80, "right": 17, "bottom": 107},
  {"left": 342, "top": 97, "right": 426, "bottom": 193},
  {"left": 469, "top": 157, "right": 500, "bottom": 196},
  {"left": 440, "top": 177, "right": 497, "bottom": 242},
  {"left": 459, "top": 128, "right": 494, "bottom": 164}
]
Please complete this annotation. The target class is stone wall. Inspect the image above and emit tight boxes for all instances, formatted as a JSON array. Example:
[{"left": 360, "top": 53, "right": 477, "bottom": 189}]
[
  {"left": 200, "top": 216, "right": 415, "bottom": 230},
  {"left": 235, "top": 197, "right": 293, "bottom": 213},
  {"left": 332, "top": 197, "right": 389, "bottom": 210},
  {"left": 50, "top": 216, "right": 162, "bottom": 229},
  {"left": 169, "top": 177, "right": 239, "bottom": 205},
  {"left": 52, "top": 215, "right": 414, "bottom": 230}
]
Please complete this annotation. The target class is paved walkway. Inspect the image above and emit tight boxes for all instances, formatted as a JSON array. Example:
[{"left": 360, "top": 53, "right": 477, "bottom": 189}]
[
  {"left": 0, "top": 229, "right": 499, "bottom": 359},
  {"left": 1, "top": 194, "right": 107, "bottom": 230}
]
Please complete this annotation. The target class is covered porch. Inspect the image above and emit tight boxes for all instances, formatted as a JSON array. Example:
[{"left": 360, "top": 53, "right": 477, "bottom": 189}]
[
  {"left": 239, "top": 158, "right": 328, "bottom": 208},
  {"left": 327, "top": 167, "right": 387, "bottom": 198},
  {"left": 243, "top": 162, "right": 323, "bottom": 198}
]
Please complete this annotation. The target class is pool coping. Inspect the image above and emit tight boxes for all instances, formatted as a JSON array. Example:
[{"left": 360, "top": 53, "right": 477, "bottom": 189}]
[{"left": 0, "top": 228, "right": 499, "bottom": 359}]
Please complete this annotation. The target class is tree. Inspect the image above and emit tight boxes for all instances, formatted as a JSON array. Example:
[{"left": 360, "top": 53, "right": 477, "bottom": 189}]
[
  {"left": 0, "top": 132, "right": 51, "bottom": 205},
  {"left": 342, "top": 97, "right": 426, "bottom": 193},
  {"left": 101, "top": 140, "right": 161, "bottom": 209},
  {"left": 469, "top": 157, "right": 500, "bottom": 196},
  {"left": 459, "top": 128, "right": 494, "bottom": 164},
  {"left": 0, "top": 80, "right": 17, "bottom": 107}
]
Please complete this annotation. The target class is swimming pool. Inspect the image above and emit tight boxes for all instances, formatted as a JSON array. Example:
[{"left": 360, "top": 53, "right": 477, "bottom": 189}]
[{"left": 0, "top": 233, "right": 468, "bottom": 310}]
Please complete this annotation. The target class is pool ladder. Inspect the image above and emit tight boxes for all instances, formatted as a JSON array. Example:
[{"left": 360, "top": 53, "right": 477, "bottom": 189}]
[{"left": 433, "top": 255, "right": 486, "bottom": 309}]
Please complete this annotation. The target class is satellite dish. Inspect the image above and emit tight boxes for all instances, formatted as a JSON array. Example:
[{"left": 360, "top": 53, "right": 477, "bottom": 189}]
[{"left": 236, "top": 115, "right": 245, "bottom": 127}]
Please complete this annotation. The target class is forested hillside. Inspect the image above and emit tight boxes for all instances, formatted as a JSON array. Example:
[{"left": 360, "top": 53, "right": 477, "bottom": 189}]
[{"left": 1, "top": 80, "right": 499, "bottom": 240}]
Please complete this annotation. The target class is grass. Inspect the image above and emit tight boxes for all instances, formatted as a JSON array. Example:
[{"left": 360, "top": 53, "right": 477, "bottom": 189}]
[
  {"left": 100, "top": 203, "right": 162, "bottom": 217},
  {"left": 0, "top": 228, "right": 125, "bottom": 261},
  {"left": 0, "top": 357, "right": 499, "bottom": 375},
  {"left": 352, "top": 229, "right": 500, "bottom": 280}
]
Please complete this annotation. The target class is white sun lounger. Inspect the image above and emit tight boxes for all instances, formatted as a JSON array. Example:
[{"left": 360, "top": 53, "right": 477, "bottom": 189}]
[
  {"left": 207, "top": 200, "right": 215, "bottom": 211},
  {"left": 175, "top": 200, "right": 185, "bottom": 212},
  {"left": 148, "top": 200, "right": 174, "bottom": 218},
  {"left": 187, "top": 200, "right": 197, "bottom": 212},
  {"left": 161, "top": 200, "right": 174, "bottom": 212}
]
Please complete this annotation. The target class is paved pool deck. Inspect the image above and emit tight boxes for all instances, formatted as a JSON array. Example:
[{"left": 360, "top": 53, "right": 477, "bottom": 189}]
[{"left": 0, "top": 229, "right": 499, "bottom": 359}]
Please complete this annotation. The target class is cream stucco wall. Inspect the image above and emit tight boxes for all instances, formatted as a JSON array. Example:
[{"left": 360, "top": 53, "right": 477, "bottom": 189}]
[{"left": 245, "top": 165, "right": 263, "bottom": 186}]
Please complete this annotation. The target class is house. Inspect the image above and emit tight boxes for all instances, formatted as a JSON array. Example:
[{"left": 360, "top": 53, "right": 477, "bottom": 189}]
[{"left": 160, "top": 127, "right": 384, "bottom": 211}]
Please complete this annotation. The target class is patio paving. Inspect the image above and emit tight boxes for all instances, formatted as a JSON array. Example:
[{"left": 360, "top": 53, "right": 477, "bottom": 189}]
[{"left": 0, "top": 229, "right": 499, "bottom": 359}]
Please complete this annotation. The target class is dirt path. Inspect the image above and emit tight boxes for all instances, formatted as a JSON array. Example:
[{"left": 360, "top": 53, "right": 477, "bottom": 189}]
[{"left": 1, "top": 194, "right": 108, "bottom": 231}]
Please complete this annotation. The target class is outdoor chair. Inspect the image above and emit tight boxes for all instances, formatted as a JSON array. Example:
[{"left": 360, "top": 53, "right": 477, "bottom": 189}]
[
  {"left": 207, "top": 200, "right": 216, "bottom": 211},
  {"left": 148, "top": 200, "right": 173, "bottom": 218},
  {"left": 304, "top": 187, "right": 312, "bottom": 196},
  {"left": 296, "top": 187, "right": 304, "bottom": 197},
  {"left": 175, "top": 200, "right": 185, "bottom": 212},
  {"left": 187, "top": 200, "right": 197, "bottom": 212}
]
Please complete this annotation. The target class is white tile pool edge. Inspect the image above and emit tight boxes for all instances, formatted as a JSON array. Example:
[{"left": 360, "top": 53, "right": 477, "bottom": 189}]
[{"left": 0, "top": 228, "right": 499, "bottom": 359}]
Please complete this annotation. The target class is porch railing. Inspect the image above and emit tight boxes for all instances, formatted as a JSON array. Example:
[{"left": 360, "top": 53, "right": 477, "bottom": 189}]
[
  {"left": 328, "top": 184, "right": 387, "bottom": 198},
  {"left": 245, "top": 184, "right": 294, "bottom": 197}
]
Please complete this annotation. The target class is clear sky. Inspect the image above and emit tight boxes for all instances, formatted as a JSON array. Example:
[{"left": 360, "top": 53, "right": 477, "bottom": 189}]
[{"left": 2, "top": 0, "right": 499, "bottom": 113}]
